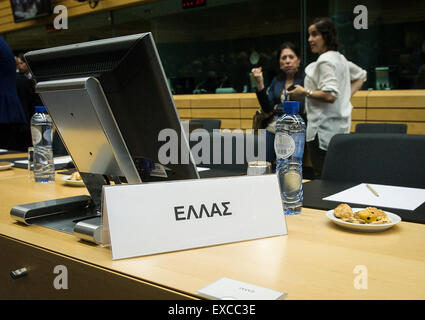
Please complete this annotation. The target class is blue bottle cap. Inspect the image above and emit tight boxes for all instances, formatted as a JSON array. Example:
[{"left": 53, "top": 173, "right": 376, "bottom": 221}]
[
  {"left": 35, "top": 106, "right": 46, "bottom": 113},
  {"left": 283, "top": 101, "right": 299, "bottom": 114}
]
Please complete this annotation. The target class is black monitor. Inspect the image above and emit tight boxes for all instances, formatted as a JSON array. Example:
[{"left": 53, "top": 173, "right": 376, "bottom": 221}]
[
  {"left": 18, "top": 33, "right": 199, "bottom": 240},
  {"left": 10, "top": 0, "right": 53, "bottom": 23},
  {"left": 25, "top": 32, "right": 198, "bottom": 184}
]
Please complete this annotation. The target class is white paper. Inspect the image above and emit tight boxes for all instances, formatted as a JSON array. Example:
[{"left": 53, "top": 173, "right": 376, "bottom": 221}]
[
  {"left": 323, "top": 183, "right": 425, "bottom": 211},
  {"left": 197, "top": 277, "right": 286, "bottom": 300},
  {"left": 149, "top": 163, "right": 168, "bottom": 178},
  {"left": 103, "top": 175, "right": 286, "bottom": 260},
  {"left": 0, "top": 149, "right": 8, "bottom": 153},
  {"left": 53, "top": 156, "right": 73, "bottom": 164},
  {"left": 15, "top": 155, "right": 72, "bottom": 165}
]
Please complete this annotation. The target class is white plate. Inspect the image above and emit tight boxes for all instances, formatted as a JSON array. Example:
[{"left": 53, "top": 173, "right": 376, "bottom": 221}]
[
  {"left": 326, "top": 208, "right": 401, "bottom": 232},
  {"left": 0, "top": 162, "right": 14, "bottom": 171},
  {"left": 62, "top": 175, "right": 85, "bottom": 187}
]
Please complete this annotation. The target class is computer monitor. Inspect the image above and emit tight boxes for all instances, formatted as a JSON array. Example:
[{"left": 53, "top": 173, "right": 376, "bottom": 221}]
[
  {"left": 17, "top": 33, "right": 199, "bottom": 241},
  {"left": 375, "top": 66, "right": 390, "bottom": 90},
  {"left": 10, "top": 0, "right": 53, "bottom": 23},
  {"left": 25, "top": 32, "right": 199, "bottom": 183}
]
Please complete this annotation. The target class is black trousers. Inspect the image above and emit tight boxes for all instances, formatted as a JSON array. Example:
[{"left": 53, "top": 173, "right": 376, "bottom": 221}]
[{"left": 307, "top": 134, "right": 327, "bottom": 179}]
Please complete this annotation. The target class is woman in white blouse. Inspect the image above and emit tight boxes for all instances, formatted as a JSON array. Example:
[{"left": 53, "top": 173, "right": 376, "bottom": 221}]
[{"left": 289, "top": 17, "right": 367, "bottom": 178}]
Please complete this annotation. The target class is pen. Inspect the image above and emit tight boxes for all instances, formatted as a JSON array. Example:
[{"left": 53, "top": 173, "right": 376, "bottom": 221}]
[{"left": 366, "top": 184, "right": 379, "bottom": 197}]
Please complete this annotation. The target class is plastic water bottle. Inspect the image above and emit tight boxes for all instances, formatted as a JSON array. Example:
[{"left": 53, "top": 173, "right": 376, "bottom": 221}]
[
  {"left": 30, "top": 106, "right": 55, "bottom": 183},
  {"left": 274, "top": 101, "right": 306, "bottom": 215}
]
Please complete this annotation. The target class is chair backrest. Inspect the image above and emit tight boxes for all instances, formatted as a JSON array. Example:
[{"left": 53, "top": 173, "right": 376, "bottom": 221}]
[
  {"left": 189, "top": 119, "right": 221, "bottom": 132},
  {"left": 52, "top": 130, "right": 68, "bottom": 156},
  {"left": 188, "top": 131, "right": 266, "bottom": 170},
  {"left": 322, "top": 133, "right": 425, "bottom": 188},
  {"left": 355, "top": 123, "right": 407, "bottom": 133}
]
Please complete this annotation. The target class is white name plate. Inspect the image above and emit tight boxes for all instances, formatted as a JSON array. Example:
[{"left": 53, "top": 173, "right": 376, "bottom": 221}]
[
  {"left": 102, "top": 175, "right": 287, "bottom": 260},
  {"left": 197, "top": 277, "right": 287, "bottom": 300}
]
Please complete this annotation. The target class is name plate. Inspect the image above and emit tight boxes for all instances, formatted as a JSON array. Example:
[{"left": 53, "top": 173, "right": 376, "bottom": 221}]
[
  {"left": 102, "top": 175, "right": 287, "bottom": 260},
  {"left": 197, "top": 277, "right": 287, "bottom": 300}
]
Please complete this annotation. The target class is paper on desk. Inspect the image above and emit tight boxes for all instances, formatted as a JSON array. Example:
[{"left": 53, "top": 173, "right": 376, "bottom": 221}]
[
  {"left": 15, "top": 155, "right": 72, "bottom": 165},
  {"left": 197, "top": 277, "right": 286, "bottom": 300},
  {"left": 323, "top": 183, "right": 425, "bottom": 211}
]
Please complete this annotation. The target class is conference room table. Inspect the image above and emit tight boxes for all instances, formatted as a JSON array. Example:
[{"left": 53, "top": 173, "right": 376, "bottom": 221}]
[{"left": 1, "top": 163, "right": 425, "bottom": 300}]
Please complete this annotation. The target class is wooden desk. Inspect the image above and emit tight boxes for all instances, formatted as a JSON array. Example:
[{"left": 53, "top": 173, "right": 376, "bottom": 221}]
[
  {"left": 1, "top": 168, "right": 425, "bottom": 299},
  {"left": 0, "top": 154, "right": 27, "bottom": 181},
  {"left": 0, "top": 152, "right": 26, "bottom": 160}
]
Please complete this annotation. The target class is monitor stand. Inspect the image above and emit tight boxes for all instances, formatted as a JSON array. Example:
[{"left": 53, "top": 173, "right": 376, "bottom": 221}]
[
  {"left": 10, "top": 77, "right": 142, "bottom": 244},
  {"left": 10, "top": 174, "right": 110, "bottom": 244}
]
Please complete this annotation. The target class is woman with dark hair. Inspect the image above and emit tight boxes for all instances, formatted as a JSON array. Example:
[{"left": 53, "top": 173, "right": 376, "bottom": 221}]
[
  {"left": 289, "top": 17, "right": 367, "bottom": 178},
  {"left": 251, "top": 41, "right": 305, "bottom": 163}
]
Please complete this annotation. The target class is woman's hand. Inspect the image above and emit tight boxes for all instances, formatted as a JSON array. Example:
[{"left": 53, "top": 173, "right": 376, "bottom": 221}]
[
  {"left": 350, "top": 77, "right": 366, "bottom": 97},
  {"left": 288, "top": 85, "right": 307, "bottom": 100},
  {"left": 289, "top": 85, "right": 337, "bottom": 103},
  {"left": 251, "top": 67, "right": 264, "bottom": 91}
]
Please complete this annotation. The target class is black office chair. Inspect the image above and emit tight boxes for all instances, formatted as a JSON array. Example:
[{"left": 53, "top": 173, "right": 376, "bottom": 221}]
[
  {"left": 189, "top": 119, "right": 221, "bottom": 132},
  {"left": 355, "top": 123, "right": 407, "bottom": 134},
  {"left": 321, "top": 133, "right": 425, "bottom": 188},
  {"left": 52, "top": 130, "right": 68, "bottom": 156},
  {"left": 189, "top": 130, "right": 266, "bottom": 171}
]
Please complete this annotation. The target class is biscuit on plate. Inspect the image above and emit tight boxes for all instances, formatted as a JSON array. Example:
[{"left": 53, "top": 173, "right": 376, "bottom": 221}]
[
  {"left": 334, "top": 203, "right": 353, "bottom": 218},
  {"left": 70, "top": 171, "right": 82, "bottom": 181},
  {"left": 341, "top": 217, "right": 365, "bottom": 224},
  {"left": 356, "top": 207, "right": 388, "bottom": 223}
]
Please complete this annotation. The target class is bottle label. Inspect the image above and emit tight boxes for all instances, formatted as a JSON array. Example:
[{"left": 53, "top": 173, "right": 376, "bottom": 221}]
[
  {"left": 274, "top": 132, "right": 295, "bottom": 159},
  {"left": 31, "top": 127, "right": 42, "bottom": 145},
  {"left": 283, "top": 171, "right": 302, "bottom": 194},
  {"left": 43, "top": 128, "right": 52, "bottom": 144}
]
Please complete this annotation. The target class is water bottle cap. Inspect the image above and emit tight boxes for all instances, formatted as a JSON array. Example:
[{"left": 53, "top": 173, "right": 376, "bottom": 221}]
[
  {"left": 283, "top": 101, "right": 299, "bottom": 114},
  {"left": 35, "top": 106, "right": 46, "bottom": 113}
]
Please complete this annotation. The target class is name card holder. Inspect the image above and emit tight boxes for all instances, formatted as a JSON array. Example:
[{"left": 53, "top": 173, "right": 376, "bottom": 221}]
[{"left": 101, "top": 175, "right": 287, "bottom": 260}]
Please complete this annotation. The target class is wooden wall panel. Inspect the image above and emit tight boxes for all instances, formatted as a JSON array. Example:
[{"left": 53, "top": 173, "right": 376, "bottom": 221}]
[
  {"left": 240, "top": 108, "right": 258, "bottom": 118},
  {"left": 221, "top": 119, "right": 241, "bottom": 129},
  {"left": 351, "top": 91, "right": 368, "bottom": 108},
  {"left": 239, "top": 94, "right": 259, "bottom": 130},
  {"left": 352, "top": 108, "right": 367, "bottom": 121},
  {"left": 367, "top": 90, "right": 425, "bottom": 108},
  {"left": 239, "top": 94, "right": 260, "bottom": 108},
  {"left": 176, "top": 108, "right": 191, "bottom": 118},
  {"left": 189, "top": 98, "right": 240, "bottom": 109},
  {"left": 364, "top": 90, "right": 425, "bottom": 134},
  {"left": 351, "top": 121, "right": 361, "bottom": 133},
  {"left": 174, "top": 90, "right": 425, "bottom": 134},
  {"left": 404, "top": 123, "right": 425, "bottom": 135},
  {"left": 241, "top": 119, "right": 253, "bottom": 130},
  {"left": 173, "top": 98, "right": 191, "bottom": 108},
  {"left": 191, "top": 108, "right": 240, "bottom": 119},
  {"left": 367, "top": 109, "right": 425, "bottom": 122}
]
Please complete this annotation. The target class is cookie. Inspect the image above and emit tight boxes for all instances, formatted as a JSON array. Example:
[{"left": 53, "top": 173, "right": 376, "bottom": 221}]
[
  {"left": 334, "top": 203, "right": 353, "bottom": 219},
  {"left": 356, "top": 207, "right": 390, "bottom": 224}
]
